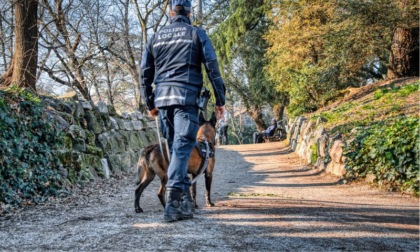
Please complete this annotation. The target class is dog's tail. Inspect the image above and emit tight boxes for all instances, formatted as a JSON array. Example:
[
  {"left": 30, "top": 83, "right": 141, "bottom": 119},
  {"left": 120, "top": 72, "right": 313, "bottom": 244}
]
[{"left": 135, "top": 144, "right": 157, "bottom": 185}]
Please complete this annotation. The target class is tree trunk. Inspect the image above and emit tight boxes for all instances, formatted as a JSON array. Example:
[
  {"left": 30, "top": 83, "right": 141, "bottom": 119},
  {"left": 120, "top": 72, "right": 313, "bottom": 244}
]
[
  {"left": 0, "top": 0, "right": 38, "bottom": 91},
  {"left": 196, "top": 0, "right": 203, "bottom": 27},
  {"left": 103, "top": 54, "right": 115, "bottom": 108},
  {"left": 249, "top": 107, "right": 266, "bottom": 132},
  {"left": 387, "top": 26, "right": 419, "bottom": 79},
  {"left": 275, "top": 104, "right": 285, "bottom": 121}
]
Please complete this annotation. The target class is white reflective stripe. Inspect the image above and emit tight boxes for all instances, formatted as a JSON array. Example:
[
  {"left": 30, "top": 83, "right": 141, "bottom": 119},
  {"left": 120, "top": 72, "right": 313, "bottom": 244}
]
[
  {"left": 155, "top": 95, "right": 185, "bottom": 101},
  {"left": 153, "top": 39, "right": 193, "bottom": 48}
]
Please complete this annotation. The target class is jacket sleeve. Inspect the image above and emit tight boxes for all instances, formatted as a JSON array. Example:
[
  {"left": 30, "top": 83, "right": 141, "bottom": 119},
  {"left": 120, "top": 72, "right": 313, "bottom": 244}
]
[
  {"left": 196, "top": 29, "right": 226, "bottom": 107},
  {"left": 140, "top": 39, "right": 156, "bottom": 111}
]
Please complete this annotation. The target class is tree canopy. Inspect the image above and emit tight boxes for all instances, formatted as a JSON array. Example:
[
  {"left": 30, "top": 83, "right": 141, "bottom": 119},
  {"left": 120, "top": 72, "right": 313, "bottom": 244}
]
[
  {"left": 0, "top": 0, "right": 417, "bottom": 119},
  {"left": 264, "top": 0, "right": 419, "bottom": 115}
]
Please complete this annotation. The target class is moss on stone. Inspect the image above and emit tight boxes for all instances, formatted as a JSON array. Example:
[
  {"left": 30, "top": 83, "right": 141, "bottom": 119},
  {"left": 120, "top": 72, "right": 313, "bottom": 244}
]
[
  {"left": 62, "top": 135, "right": 73, "bottom": 149},
  {"left": 85, "top": 131, "right": 96, "bottom": 146},
  {"left": 86, "top": 145, "right": 103, "bottom": 156},
  {"left": 55, "top": 150, "right": 73, "bottom": 167},
  {"left": 310, "top": 143, "right": 318, "bottom": 165}
]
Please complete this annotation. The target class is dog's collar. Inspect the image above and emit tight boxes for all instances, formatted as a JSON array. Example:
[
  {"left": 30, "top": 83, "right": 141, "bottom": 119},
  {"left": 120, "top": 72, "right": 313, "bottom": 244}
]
[{"left": 195, "top": 139, "right": 215, "bottom": 158}]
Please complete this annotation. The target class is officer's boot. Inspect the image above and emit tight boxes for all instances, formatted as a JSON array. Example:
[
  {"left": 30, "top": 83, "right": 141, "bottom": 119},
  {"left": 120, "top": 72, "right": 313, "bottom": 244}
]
[
  {"left": 181, "top": 189, "right": 194, "bottom": 220},
  {"left": 164, "top": 188, "right": 182, "bottom": 222}
]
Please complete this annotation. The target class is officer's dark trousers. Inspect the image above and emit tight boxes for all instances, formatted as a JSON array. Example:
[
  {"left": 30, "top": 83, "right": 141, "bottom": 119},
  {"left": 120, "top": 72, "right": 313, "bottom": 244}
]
[{"left": 159, "top": 106, "right": 199, "bottom": 191}]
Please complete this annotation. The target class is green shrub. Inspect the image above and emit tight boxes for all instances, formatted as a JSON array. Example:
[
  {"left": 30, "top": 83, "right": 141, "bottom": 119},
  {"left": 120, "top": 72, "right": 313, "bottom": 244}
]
[
  {"left": 398, "top": 83, "right": 419, "bottom": 97},
  {"left": 343, "top": 116, "right": 419, "bottom": 195},
  {"left": 0, "top": 88, "right": 65, "bottom": 205}
]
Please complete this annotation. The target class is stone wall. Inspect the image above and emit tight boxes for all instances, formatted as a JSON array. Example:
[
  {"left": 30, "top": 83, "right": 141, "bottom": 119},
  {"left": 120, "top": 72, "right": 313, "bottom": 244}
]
[
  {"left": 286, "top": 116, "right": 347, "bottom": 177},
  {"left": 43, "top": 97, "right": 157, "bottom": 183}
]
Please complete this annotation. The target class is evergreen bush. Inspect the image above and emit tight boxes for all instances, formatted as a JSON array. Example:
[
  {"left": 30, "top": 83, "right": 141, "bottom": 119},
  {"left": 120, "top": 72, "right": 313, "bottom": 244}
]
[
  {"left": 343, "top": 116, "right": 419, "bottom": 195},
  {"left": 0, "top": 87, "right": 65, "bottom": 206}
]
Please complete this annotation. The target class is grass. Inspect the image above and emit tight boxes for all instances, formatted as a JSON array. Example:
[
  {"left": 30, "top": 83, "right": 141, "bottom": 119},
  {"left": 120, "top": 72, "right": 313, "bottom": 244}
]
[
  {"left": 308, "top": 79, "right": 419, "bottom": 136},
  {"left": 228, "top": 192, "right": 290, "bottom": 198}
]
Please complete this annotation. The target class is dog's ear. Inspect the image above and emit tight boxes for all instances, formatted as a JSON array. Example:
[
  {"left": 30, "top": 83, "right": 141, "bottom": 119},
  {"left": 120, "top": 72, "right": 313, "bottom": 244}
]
[
  {"left": 210, "top": 112, "right": 217, "bottom": 127},
  {"left": 199, "top": 111, "right": 206, "bottom": 125}
]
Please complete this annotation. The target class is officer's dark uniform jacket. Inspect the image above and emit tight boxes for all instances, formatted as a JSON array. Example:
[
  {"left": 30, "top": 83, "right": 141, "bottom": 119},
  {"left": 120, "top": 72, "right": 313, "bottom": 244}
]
[{"left": 140, "top": 15, "right": 226, "bottom": 110}]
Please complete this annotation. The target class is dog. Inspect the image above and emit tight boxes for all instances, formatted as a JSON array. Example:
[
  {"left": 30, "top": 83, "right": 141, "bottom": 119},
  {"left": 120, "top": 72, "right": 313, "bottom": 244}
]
[{"left": 134, "top": 112, "right": 217, "bottom": 213}]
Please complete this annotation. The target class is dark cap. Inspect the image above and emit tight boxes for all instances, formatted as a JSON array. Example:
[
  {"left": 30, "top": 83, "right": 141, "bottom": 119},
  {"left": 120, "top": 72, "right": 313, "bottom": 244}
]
[{"left": 172, "top": 0, "right": 192, "bottom": 13}]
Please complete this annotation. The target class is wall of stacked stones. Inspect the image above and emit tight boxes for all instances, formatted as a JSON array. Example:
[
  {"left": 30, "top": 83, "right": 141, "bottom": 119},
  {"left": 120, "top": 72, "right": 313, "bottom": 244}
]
[
  {"left": 286, "top": 116, "right": 347, "bottom": 177},
  {"left": 43, "top": 97, "right": 157, "bottom": 183}
]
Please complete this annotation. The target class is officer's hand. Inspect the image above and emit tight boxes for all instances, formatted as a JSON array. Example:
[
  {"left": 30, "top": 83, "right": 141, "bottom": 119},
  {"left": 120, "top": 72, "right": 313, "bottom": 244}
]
[
  {"left": 215, "top": 105, "right": 225, "bottom": 120},
  {"left": 149, "top": 108, "right": 159, "bottom": 118}
]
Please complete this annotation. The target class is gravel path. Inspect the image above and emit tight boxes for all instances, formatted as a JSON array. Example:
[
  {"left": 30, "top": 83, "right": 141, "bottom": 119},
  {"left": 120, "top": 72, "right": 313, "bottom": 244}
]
[{"left": 1, "top": 142, "right": 418, "bottom": 251}]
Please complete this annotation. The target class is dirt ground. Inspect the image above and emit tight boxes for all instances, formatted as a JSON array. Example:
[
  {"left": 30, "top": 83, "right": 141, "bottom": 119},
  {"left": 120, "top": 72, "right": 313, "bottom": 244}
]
[{"left": 0, "top": 142, "right": 419, "bottom": 251}]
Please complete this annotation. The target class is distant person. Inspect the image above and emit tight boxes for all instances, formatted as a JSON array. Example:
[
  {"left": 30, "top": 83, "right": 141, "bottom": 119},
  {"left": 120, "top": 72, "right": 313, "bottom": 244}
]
[
  {"left": 218, "top": 112, "right": 229, "bottom": 145},
  {"left": 253, "top": 118, "right": 277, "bottom": 143}
]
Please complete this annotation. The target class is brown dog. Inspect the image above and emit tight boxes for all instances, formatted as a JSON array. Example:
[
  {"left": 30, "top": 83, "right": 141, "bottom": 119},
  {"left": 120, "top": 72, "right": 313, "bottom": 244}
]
[{"left": 134, "top": 112, "right": 217, "bottom": 213}]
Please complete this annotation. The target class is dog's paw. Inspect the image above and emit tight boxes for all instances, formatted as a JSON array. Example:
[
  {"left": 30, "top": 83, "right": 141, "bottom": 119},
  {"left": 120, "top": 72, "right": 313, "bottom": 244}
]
[
  {"left": 135, "top": 208, "right": 144, "bottom": 213},
  {"left": 206, "top": 202, "right": 215, "bottom": 207}
]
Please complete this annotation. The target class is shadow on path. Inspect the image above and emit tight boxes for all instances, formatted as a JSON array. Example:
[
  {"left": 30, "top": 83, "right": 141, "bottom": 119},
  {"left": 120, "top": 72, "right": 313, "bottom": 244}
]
[{"left": 206, "top": 142, "right": 419, "bottom": 251}]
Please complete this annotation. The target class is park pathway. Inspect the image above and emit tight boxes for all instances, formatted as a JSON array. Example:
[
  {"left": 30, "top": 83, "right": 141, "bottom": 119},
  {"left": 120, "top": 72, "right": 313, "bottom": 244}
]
[{"left": 0, "top": 142, "right": 419, "bottom": 251}]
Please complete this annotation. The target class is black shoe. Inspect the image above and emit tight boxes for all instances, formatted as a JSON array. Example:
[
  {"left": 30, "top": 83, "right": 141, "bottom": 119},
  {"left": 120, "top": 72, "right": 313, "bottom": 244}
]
[
  {"left": 164, "top": 188, "right": 182, "bottom": 222},
  {"left": 181, "top": 190, "right": 194, "bottom": 220}
]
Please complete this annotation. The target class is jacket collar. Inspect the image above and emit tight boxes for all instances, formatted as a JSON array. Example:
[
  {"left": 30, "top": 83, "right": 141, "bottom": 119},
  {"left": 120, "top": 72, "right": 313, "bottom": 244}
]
[{"left": 170, "top": 15, "right": 191, "bottom": 25}]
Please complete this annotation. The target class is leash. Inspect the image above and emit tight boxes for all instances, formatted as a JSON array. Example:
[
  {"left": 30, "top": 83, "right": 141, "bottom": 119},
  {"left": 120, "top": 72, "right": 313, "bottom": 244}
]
[
  {"left": 155, "top": 116, "right": 165, "bottom": 160},
  {"left": 155, "top": 116, "right": 171, "bottom": 163},
  {"left": 191, "top": 139, "right": 211, "bottom": 184}
]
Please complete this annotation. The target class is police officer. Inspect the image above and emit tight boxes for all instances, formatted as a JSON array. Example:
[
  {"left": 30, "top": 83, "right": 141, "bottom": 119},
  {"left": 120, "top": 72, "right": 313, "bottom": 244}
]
[{"left": 140, "top": 0, "right": 226, "bottom": 222}]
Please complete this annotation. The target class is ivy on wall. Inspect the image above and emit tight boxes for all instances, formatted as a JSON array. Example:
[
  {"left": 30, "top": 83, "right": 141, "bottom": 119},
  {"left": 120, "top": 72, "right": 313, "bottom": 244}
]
[
  {"left": 343, "top": 116, "right": 419, "bottom": 195},
  {"left": 0, "top": 87, "right": 65, "bottom": 205}
]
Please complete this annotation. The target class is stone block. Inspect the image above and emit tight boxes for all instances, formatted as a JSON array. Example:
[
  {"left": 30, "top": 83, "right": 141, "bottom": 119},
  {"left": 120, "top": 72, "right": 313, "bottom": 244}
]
[
  {"left": 109, "top": 117, "right": 119, "bottom": 130},
  {"left": 121, "top": 131, "right": 143, "bottom": 151},
  {"left": 97, "top": 131, "right": 126, "bottom": 154},
  {"left": 122, "top": 120, "right": 133, "bottom": 131},
  {"left": 80, "top": 101, "right": 93, "bottom": 110},
  {"left": 326, "top": 161, "right": 346, "bottom": 177},
  {"left": 101, "top": 158, "right": 111, "bottom": 179},
  {"left": 329, "top": 139, "right": 345, "bottom": 164},
  {"left": 73, "top": 138, "right": 87, "bottom": 152},
  {"left": 97, "top": 101, "right": 109, "bottom": 115},
  {"left": 107, "top": 105, "right": 117, "bottom": 116},
  {"left": 81, "top": 101, "right": 93, "bottom": 110},
  {"left": 45, "top": 111, "right": 70, "bottom": 130},
  {"left": 107, "top": 150, "right": 139, "bottom": 174},
  {"left": 318, "top": 133, "right": 329, "bottom": 158},
  {"left": 146, "top": 121, "right": 156, "bottom": 129},
  {"left": 291, "top": 116, "right": 306, "bottom": 145},
  {"left": 74, "top": 101, "right": 85, "bottom": 118},
  {"left": 297, "top": 121, "right": 308, "bottom": 144},
  {"left": 61, "top": 102, "right": 74, "bottom": 114},
  {"left": 121, "top": 112, "right": 130, "bottom": 119},
  {"left": 130, "top": 111, "right": 144, "bottom": 120},
  {"left": 132, "top": 120, "right": 143, "bottom": 130},
  {"left": 144, "top": 130, "right": 158, "bottom": 145},
  {"left": 297, "top": 138, "right": 307, "bottom": 159},
  {"left": 365, "top": 174, "right": 376, "bottom": 183},
  {"left": 86, "top": 145, "right": 103, "bottom": 156},
  {"left": 70, "top": 152, "right": 103, "bottom": 180},
  {"left": 68, "top": 125, "right": 86, "bottom": 140},
  {"left": 314, "top": 157, "right": 326, "bottom": 170},
  {"left": 84, "top": 110, "right": 104, "bottom": 134}
]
